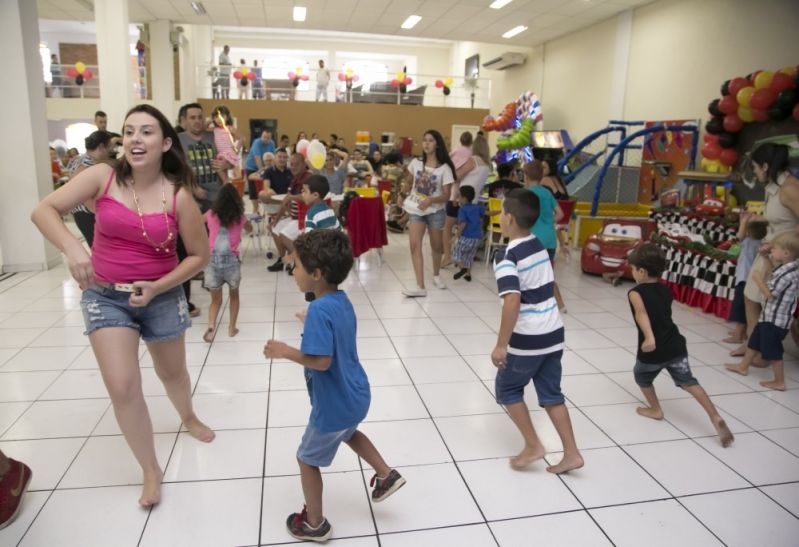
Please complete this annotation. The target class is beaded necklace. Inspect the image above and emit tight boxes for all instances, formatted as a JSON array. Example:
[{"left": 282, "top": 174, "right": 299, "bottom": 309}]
[{"left": 129, "top": 175, "right": 174, "bottom": 252}]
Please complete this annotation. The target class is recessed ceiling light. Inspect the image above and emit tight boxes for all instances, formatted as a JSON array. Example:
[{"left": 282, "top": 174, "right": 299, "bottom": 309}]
[
  {"left": 502, "top": 25, "right": 527, "bottom": 38},
  {"left": 401, "top": 15, "right": 422, "bottom": 29},
  {"left": 293, "top": 6, "right": 306, "bottom": 22},
  {"left": 190, "top": 1, "right": 206, "bottom": 16},
  {"left": 490, "top": 0, "right": 513, "bottom": 9}
]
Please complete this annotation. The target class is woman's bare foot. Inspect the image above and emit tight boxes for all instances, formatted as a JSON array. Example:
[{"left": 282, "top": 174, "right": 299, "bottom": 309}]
[
  {"left": 139, "top": 468, "right": 163, "bottom": 508},
  {"left": 722, "top": 335, "right": 744, "bottom": 344},
  {"left": 760, "top": 380, "right": 786, "bottom": 391},
  {"left": 202, "top": 327, "right": 215, "bottom": 343},
  {"left": 228, "top": 326, "right": 239, "bottom": 337},
  {"left": 729, "top": 346, "right": 746, "bottom": 357},
  {"left": 546, "top": 453, "right": 584, "bottom": 474},
  {"left": 184, "top": 415, "right": 216, "bottom": 443},
  {"left": 509, "top": 444, "right": 546, "bottom": 469},
  {"left": 750, "top": 357, "right": 768, "bottom": 368},
  {"left": 724, "top": 363, "right": 748, "bottom": 376},
  {"left": 636, "top": 406, "right": 663, "bottom": 420},
  {"left": 713, "top": 418, "right": 734, "bottom": 447}
]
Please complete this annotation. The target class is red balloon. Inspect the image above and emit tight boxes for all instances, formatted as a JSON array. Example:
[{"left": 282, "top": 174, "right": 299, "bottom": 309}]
[
  {"left": 247, "top": 72, "right": 255, "bottom": 80},
  {"left": 793, "top": 102, "right": 799, "bottom": 122},
  {"left": 703, "top": 133, "right": 719, "bottom": 143},
  {"left": 770, "top": 72, "right": 795, "bottom": 94},
  {"left": 720, "top": 148, "right": 738, "bottom": 167},
  {"left": 702, "top": 142, "right": 721, "bottom": 160},
  {"left": 753, "top": 108, "right": 769, "bottom": 122},
  {"left": 390, "top": 79, "right": 400, "bottom": 87},
  {"left": 718, "top": 95, "right": 738, "bottom": 115},
  {"left": 233, "top": 71, "right": 242, "bottom": 79},
  {"left": 66, "top": 67, "right": 78, "bottom": 77},
  {"left": 728, "top": 77, "right": 750, "bottom": 98},
  {"left": 434, "top": 80, "right": 443, "bottom": 88},
  {"left": 83, "top": 69, "right": 93, "bottom": 80},
  {"left": 723, "top": 113, "right": 744, "bottom": 133},
  {"left": 337, "top": 73, "right": 345, "bottom": 81},
  {"left": 749, "top": 88, "right": 777, "bottom": 110}
]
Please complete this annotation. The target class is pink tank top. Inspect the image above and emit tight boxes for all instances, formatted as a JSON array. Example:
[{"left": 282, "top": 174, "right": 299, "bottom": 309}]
[{"left": 92, "top": 170, "right": 179, "bottom": 283}]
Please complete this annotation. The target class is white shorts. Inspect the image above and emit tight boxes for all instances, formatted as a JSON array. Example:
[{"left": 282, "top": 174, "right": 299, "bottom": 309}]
[{"left": 275, "top": 218, "right": 301, "bottom": 241}]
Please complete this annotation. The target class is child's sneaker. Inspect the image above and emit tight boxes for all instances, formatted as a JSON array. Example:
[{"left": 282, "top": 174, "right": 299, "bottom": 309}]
[
  {"left": 433, "top": 276, "right": 446, "bottom": 289},
  {"left": 0, "top": 458, "right": 32, "bottom": 530},
  {"left": 285, "top": 506, "right": 332, "bottom": 542},
  {"left": 369, "top": 469, "right": 406, "bottom": 503}
]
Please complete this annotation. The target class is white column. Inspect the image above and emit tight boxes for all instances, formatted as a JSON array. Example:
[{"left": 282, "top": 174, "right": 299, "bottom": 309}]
[
  {"left": 178, "top": 25, "right": 195, "bottom": 103},
  {"left": 609, "top": 10, "right": 633, "bottom": 121},
  {"left": 95, "top": 0, "right": 133, "bottom": 132},
  {"left": 192, "top": 25, "right": 214, "bottom": 100},
  {"left": 0, "top": 0, "right": 61, "bottom": 271},
  {"left": 149, "top": 19, "right": 176, "bottom": 122}
]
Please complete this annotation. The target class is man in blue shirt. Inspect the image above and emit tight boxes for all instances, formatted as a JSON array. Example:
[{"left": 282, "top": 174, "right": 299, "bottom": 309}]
[{"left": 245, "top": 129, "right": 276, "bottom": 212}]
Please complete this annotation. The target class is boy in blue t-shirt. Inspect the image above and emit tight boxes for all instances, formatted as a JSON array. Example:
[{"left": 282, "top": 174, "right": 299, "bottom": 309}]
[
  {"left": 451, "top": 185, "right": 498, "bottom": 282},
  {"left": 492, "top": 189, "right": 583, "bottom": 474},
  {"left": 264, "top": 230, "right": 405, "bottom": 542}
]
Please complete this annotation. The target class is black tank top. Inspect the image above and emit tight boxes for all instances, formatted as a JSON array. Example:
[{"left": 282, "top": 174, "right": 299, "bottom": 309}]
[{"left": 629, "top": 283, "right": 687, "bottom": 364}]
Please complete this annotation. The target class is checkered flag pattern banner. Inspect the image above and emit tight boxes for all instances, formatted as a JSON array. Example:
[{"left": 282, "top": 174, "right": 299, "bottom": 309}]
[
  {"left": 658, "top": 245, "right": 737, "bottom": 302},
  {"left": 649, "top": 210, "right": 737, "bottom": 244}
]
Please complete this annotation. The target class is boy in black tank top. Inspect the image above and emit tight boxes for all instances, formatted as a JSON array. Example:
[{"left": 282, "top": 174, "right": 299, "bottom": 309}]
[{"left": 627, "top": 244, "right": 734, "bottom": 447}]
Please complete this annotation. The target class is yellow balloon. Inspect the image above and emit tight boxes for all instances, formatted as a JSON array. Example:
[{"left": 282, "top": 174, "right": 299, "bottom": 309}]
[
  {"left": 444, "top": 77, "right": 453, "bottom": 86},
  {"left": 309, "top": 151, "right": 325, "bottom": 170},
  {"left": 738, "top": 105, "right": 754, "bottom": 122},
  {"left": 736, "top": 86, "right": 755, "bottom": 107},
  {"left": 753, "top": 70, "right": 773, "bottom": 90},
  {"left": 780, "top": 65, "right": 797, "bottom": 77},
  {"left": 75, "top": 61, "right": 86, "bottom": 74}
]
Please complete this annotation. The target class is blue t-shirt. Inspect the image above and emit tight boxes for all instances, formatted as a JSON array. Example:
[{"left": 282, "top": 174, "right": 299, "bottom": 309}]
[
  {"left": 245, "top": 138, "right": 276, "bottom": 171},
  {"left": 458, "top": 203, "right": 485, "bottom": 239},
  {"left": 300, "top": 291, "right": 371, "bottom": 432},
  {"left": 528, "top": 185, "right": 557, "bottom": 249}
]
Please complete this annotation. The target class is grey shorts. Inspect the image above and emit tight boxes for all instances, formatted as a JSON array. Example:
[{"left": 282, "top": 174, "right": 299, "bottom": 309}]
[
  {"left": 409, "top": 208, "right": 446, "bottom": 230},
  {"left": 634, "top": 355, "right": 698, "bottom": 388},
  {"left": 80, "top": 285, "right": 191, "bottom": 342},
  {"left": 296, "top": 423, "right": 358, "bottom": 467},
  {"left": 204, "top": 254, "right": 241, "bottom": 289}
]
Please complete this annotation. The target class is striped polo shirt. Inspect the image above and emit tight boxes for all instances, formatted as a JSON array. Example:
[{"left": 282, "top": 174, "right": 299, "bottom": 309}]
[
  {"left": 304, "top": 202, "right": 341, "bottom": 233},
  {"left": 494, "top": 234, "right": 564, "bottom": 356}
]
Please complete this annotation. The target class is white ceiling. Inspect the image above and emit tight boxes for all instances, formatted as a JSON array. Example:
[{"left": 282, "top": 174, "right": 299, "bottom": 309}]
[{"left": 36, "top": 0, "right": 654, "bottom": 46}]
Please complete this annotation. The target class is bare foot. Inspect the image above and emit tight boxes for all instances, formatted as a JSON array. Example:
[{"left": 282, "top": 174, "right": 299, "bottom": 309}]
[
  {"left": 185, "top": 415, "right": 216, "bottom": 443},
  {"left": 713, "top": 418, "right": 734, "bottom": 448},
  {"left": 724, "top": 363, "right": 748, "bottom": 376},
  {"left": 760, "top": 380, "right": 786, "bottom": 391},
  {"left": 139, "top": 468, "right": 163, "bottom": 508},
  {"left": 722, "top": 335, "right": 744, "bottom": 344},
  {"left": 546, "top": 453, "right": 584, "bottom": 474},
  {"left": 228, "top": 326, "right": 239, "bottom": 337},
  {"left": 750, "top": 357, "right": 768, "bottom": 368},
  {"left": 295, "top": 311, "right": 306, "bottom": 323},
  {"left": 509, "top": 444, "right": 546, "bottom": 469},
  {"left": 729, "top": 346, "right": 745, "bottom": 357},
  {"left": 202, "top": 328, "right": 215, "bottom": 343},
  {"left": 636, "top": 406, "right": 664, "bottom": 420}
]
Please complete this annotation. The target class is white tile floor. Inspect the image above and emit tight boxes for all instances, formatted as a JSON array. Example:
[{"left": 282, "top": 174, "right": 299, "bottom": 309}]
[{"left": 2, "top": 230, "right": 799, "bottom": 546}]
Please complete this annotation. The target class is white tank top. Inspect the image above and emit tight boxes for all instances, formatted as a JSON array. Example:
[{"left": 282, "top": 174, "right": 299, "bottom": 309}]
[{"left": 453, "top": 156, "right": 490, "bottom": 199}]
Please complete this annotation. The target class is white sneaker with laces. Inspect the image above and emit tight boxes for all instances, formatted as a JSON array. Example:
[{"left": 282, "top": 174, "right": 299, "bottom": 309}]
[
  {"left": 402, "top": 288, "right": 428, "bottom": 298},
  {"left": 433, "top": 276, "right": 446, "bottom": 289}
]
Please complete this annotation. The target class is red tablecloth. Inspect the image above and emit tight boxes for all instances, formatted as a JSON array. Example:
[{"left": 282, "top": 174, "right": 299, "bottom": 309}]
[
  {"left": 346, "top": 197, "right": 387, "bottom": 258},
  {"left": 665, "top": 281, "right": 732, "bottom": 320}
]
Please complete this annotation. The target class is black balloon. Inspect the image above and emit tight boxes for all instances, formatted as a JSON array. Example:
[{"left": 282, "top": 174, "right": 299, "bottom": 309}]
[
  {"left": 777, "top": 89, "right": 798, "bottom": 109},
  {"left": 240, "top": 77, "right": 249, "bottom": 86},
  {"left": 75, "top": 74, "right": 84, "bottom": 86},
  {"left": 718, "top": 132, "right": 737, "bottom": 149},
  {"left": 443, "top": 86, "right": 451, "bottom": 96},
  {"left": 767, "top": 105, "right": 789, "bottom": 121},
  {"left": 705, "top": 117, "right": 723, "bottom": 135},
  {"left": 708, "top": 99, "right": 722, "bottom": 117},
  {"left": 292, "top": 78, "right": 300, "bottom": 88},
  {"left": 399, "top": 83, "right": 407, "bottom": 93},
  {"left": 720, "top": 80, "right": 731, "bottom": 96}
]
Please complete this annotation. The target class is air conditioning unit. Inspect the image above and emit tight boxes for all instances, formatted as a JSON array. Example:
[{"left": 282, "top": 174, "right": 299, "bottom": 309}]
[{"left": 482, "top": 52, "right": 526, "bottom": 71}]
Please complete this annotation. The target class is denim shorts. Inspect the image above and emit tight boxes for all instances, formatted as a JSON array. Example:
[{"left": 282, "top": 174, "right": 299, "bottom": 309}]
[
  {"left": 729, "top": 281, "right": 746, "bottom": 324},
  {"left": 204, "top": 254, "right": 242, "bottom": 289},
  {"left": 296, "top": 423, "right": 358, "bottom": 467},
  {"left": 409, "top": 208, "right": 446, "bottom": 230},
  {"left": 80, "top": 285, "right": 191, "bottom": 342},
  {"left": 495, "top": 351, "right": 565, "bottom": 407},
  {"left": 634, "top": 355, "right": 698, "bottom": 388},
  {"left": 748, "top": 321, "right": 789, "bottom": 361}
]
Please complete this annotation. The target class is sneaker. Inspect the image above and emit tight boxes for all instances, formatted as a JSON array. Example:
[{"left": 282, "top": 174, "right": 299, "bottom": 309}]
[
  {"left": 267, "top": 260, "right": 285, "bottom": 272},
  {"left": 285, "top": 506, "right": 332, "bottom": 542},
  {"left": 0, "top": 459, "right": 32, "bottom": 530},
  {"left": 386, "top": 220, "right": 403, "bottom": 233},
  {"left": 370, "top": 469, "right": 406, "bottom": 503},
  {"left": 433, "top": 276, "right": 446, "bottom": 289},
  {"left": 402, "top": 288, "right": 427, "bottom": 298},
  {"left": 453, "top": 268, "right": 468, "bottom": 280}
]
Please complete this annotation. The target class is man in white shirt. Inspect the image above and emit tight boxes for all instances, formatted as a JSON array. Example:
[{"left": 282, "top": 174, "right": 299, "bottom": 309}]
[
  {"left": 316, "top": 59, "right": 330, "bottom": 102},
  {"left": 218, "top": 45, "right": 232, "bottom": 99}
]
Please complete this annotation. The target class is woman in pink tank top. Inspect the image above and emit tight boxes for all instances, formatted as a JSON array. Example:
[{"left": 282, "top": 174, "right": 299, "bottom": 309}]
[{"left": 32, "top": 104, "right": 215, "bottom": 508}]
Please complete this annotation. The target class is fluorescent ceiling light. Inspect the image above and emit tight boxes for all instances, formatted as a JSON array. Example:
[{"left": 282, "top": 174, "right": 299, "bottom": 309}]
[
  {"left": 490, "top": 0, "right": 513, "bottom": 9},
  {"left": 190, "top": 1, "right": 206, "bottom": 16},
  {"left": 401, "top": 15, "right": 422, "bottom": 29},
  {"left": 293, "top": 6, "right": 307, "bottom": 22},
  {"left": 502, "top": 25, "right": 527, "bottom": 38}
]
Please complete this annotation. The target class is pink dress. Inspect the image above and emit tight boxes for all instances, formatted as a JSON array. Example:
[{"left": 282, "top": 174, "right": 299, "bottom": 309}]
[{"left": 213, "top": 126, "right": 241, "bottom": 167}]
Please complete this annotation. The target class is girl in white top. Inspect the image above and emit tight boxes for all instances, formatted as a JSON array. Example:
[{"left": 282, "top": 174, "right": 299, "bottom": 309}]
[
  {"left": 401, "top": 130, "right": 455, "bottom": 297},
  {"left": 443, "top": 134, "right": 491, "bottom": 267}
]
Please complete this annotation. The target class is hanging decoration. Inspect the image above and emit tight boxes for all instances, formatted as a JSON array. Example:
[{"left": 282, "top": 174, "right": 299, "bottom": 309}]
[
  {"left": 434, "top": 77, "right": 454, "bottom": 96},
  {"left": 337, "top": 68, "right": 360, "bottom": 89},
  {"left": 390, "top": 68, "right": 413, "bottom": 93},
  {"left": 234, "top": 66, "right": 256, "bottom": 87},
  {"left": 288, "top": 66, "right": 309, "bottom": 88},
  {"left": 65, "top": 62, "right": 94, "bottom": 86}
]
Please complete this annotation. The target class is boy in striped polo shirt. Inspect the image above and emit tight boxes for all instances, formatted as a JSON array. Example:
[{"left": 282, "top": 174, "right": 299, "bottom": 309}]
[
  {"left": 302, "top": 175, "right": 341, "bottom": 303},
  {"left": 492, "top": 189, "right": 583, "bottom": 474}
]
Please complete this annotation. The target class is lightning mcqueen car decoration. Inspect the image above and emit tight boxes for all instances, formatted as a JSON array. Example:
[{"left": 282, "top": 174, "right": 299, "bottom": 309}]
[{"left": 581, "top": 218, "right": 657, "bottom": 279}]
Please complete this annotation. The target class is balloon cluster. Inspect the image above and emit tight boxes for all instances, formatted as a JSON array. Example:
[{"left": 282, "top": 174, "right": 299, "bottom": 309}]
[
  {"left": 481, "top": 102, "right": 517, "bottom": 132},
  {"left": 337, "top": 68, "right": 359, "bottom": 89},
  {"left": 288, "top": 66, "right": 309, "bottom": 88},
  {"left": 434, "top": 77, "right": 454, "bottom": 96},
  {"left": 65, "top": 62, "right": 93, "bottom": 86},
  {"left": 390, "top": 70, "right": 413, "bottom": 93},
  {"left": 297, "top": 139, "right": 327, "bottom": 170},
  {"left": 234, "top": 66, "right": 256, "bottom": 87},
  {"left": 484, "top": 91, "right": 544, "bottom": 152},
  {"left": 497, "top": 118, "right": 535, "bottom": 150},
  {"left": 703, "top": 65, "right": 799, "bottom": 171}
]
